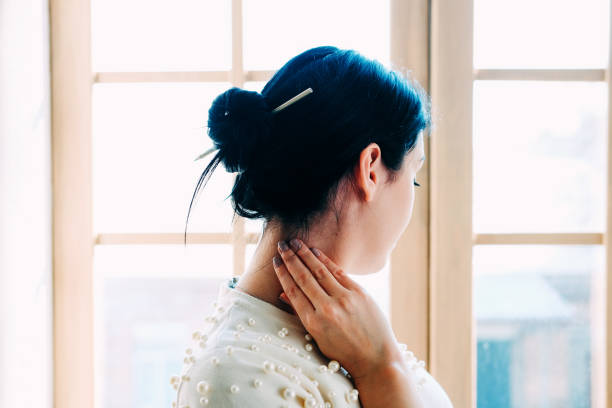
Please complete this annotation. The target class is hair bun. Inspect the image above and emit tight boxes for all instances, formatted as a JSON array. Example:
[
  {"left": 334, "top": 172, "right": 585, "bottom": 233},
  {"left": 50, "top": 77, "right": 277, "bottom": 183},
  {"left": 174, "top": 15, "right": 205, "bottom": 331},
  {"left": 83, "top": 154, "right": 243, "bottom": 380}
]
[{"left": 207, "top": 87, "right": 273, "bottom": 173}]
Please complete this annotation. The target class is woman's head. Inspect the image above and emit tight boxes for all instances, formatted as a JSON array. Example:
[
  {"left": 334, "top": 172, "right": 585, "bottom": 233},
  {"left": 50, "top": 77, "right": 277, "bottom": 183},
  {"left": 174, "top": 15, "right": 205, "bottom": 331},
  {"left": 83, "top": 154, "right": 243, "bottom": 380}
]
[{"left": 186, "top": 46, "right": 431, "bottom": 273}]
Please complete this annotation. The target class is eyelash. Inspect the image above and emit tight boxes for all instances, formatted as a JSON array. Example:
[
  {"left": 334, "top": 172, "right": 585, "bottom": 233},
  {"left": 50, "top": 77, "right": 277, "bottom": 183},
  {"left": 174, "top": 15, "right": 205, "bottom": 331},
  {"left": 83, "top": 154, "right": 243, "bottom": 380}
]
[{"left": 413, "top": 179, "right": 420, "bottom": 187}]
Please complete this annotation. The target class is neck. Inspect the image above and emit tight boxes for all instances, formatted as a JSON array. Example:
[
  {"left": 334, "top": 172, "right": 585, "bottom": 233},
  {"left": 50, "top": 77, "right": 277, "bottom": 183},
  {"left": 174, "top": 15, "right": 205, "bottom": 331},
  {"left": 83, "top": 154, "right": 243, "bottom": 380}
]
[{"left": 236, "top": 217, "right": 351, "bottom": 314}]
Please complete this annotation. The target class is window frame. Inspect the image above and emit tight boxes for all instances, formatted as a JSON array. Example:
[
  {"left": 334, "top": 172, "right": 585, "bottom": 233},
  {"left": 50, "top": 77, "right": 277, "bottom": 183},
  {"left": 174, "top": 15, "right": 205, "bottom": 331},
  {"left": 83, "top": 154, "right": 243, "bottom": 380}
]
[
  {"left": 430, "top": 0, "right": 612, "bottom": 407},
  {"left": 50, "top": 0, "right": 611, "bottom": 407},
  {"left": 50, "top": 1, "right": 430, "bottom": 407}
]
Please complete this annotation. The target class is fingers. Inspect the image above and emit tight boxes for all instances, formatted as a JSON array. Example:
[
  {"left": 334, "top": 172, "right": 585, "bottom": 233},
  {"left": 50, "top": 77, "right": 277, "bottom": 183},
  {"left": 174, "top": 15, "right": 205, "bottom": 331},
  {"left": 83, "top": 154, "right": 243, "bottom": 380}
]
[
  {"left": 287, "top": 238, "right": 347, "bottom": 297},
  {"left": 277, "top": 240, "right": 330, "bottom": 308},
  {"left": 272, "top": 255, "right": 315, "bottom": 317},
  {"left": 309, "top": 245, "right": 359, "bottom": 292}
]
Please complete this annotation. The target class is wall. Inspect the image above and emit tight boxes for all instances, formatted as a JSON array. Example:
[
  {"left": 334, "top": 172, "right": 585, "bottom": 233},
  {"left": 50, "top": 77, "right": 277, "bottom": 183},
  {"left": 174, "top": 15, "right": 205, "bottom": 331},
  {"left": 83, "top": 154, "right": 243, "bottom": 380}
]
[{"left": 0, "top": 0, "right": 53, "bottom": 407}]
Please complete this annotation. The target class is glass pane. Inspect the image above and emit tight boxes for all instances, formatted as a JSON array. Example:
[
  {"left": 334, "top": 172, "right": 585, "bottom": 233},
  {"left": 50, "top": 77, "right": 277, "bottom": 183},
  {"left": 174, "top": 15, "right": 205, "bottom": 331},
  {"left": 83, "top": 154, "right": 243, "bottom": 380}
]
[
  {"left": 474, "top": 0, "right": 609, "bottom": 68},
  {"left": 473, "top": 81, "right": 607, "bottom": 233},
  {"left": 243, "top": 0, "right": 390, "bottom": 70},
  {"left": 93, "top": 82, "right": 237, "bottom": 233},
  {"left": 474, "top": 245, "right": 605, "bottom": 408},
  {"left": 94, "top": 244, "right": 233, "bottom": 278},
  {"left": 352, "top": 259, "right": 391, "bottom": 320},
  {"left": 91, "top": 0, "right": 231, "bottom": 71},
  {"left": 93, "top": 274, "right": 227, "bottom": 408}
]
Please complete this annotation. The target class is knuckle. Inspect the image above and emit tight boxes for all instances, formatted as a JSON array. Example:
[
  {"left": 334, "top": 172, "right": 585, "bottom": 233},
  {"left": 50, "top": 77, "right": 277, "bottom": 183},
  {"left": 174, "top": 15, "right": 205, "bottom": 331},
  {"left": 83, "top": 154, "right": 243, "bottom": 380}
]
[
  {"left": 314, "top": 267, "right": 326, "bottom": 281},
  {"left": 295, "top": 270, "right": 309, "bottom": 287},
  {"left": 287, "top": 286, "right": 299, "bottom": 298},
  {"left": 338, "top": 295, "right": 355, "bottom": 312}
]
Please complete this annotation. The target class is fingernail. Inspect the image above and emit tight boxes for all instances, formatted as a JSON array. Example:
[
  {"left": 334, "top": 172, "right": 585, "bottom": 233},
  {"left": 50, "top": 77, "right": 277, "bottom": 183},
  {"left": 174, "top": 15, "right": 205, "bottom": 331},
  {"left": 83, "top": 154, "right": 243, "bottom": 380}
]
[
  {"left": 311, "top": 247, "right": 321, "bottom": 257},
  {"left": 273, "top": 255, "right": 283, "bottom": 267},
  {"left": 289, "top": 238, "right": 302, "bottom": 251},
  {"left": 278, "top": 240, "right": 289, "bottom": 252}
]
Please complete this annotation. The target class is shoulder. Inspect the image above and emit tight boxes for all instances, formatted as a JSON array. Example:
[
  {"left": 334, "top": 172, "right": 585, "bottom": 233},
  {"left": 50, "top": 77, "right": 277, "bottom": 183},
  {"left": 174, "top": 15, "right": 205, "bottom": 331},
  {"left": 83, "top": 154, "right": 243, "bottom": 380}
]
[{"left": 175, "top": 345, "right": 313, "bottom": 408}]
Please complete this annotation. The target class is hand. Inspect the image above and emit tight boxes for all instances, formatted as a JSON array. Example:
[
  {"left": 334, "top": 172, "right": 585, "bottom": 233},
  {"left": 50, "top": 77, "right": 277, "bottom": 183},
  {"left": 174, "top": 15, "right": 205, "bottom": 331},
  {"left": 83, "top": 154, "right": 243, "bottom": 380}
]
[{"left": 272, "top": 238, "right": 403, "bottom": 381}]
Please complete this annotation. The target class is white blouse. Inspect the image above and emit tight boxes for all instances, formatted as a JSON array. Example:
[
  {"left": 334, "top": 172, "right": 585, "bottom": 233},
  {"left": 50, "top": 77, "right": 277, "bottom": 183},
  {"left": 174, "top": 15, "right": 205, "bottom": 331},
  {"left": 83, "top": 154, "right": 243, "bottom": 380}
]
[{"left": 171, "top": 276, "right": 453, "bottom": 408}]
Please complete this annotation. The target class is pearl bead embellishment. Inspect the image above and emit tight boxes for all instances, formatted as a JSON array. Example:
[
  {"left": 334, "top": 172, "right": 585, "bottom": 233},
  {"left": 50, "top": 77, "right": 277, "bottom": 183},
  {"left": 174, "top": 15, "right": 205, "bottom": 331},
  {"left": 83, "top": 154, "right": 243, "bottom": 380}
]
[
  {"left": 345, "top": 388, "right": 359, "bottom": 402},
  {"left": 263, "top": 360, "right": 275, "bottom": 373},
  {"left": 282, "top": 387, "right": 296, "bottom": 399},
  {"left": 196, "top": 381, "right": 210, "bottom": 394},
  {"left": 304, "top": 396, "right": 317, "bottom": 407},
  {"left": 328, "top": 360, "right": 340, "bottom": 373},
  {"left": 179, "top": 278, "right": 408, "bottom": 407}
]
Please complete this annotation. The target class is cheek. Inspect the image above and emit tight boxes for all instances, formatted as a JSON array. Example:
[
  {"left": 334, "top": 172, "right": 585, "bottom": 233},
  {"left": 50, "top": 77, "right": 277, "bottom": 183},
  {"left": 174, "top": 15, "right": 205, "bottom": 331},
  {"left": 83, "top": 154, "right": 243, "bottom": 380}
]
[{"left": 397, "top": 176, "right": 416, "bottom": 224}]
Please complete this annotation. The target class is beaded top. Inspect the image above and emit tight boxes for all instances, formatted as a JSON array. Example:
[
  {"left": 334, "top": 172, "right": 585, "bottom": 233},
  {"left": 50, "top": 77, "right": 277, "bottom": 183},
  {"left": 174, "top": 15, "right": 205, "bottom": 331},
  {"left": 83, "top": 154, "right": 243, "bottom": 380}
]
[{"left": 171, "top": 276, "right": 450, "bottom": 408}]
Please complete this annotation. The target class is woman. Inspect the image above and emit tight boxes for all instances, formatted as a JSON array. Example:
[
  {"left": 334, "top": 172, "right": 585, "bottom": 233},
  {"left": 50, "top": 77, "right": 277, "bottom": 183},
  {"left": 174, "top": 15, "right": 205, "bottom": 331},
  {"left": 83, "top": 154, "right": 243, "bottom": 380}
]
[{"left": 172, "top": 45, "right": 453, "bottom": 407}]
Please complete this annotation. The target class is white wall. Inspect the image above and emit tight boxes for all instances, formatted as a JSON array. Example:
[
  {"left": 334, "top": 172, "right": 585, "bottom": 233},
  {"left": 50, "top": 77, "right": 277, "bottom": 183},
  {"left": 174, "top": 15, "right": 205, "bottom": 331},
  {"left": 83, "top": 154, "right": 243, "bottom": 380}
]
[{"left": 0, "top": 0, "right": 53, "bottom": 407}]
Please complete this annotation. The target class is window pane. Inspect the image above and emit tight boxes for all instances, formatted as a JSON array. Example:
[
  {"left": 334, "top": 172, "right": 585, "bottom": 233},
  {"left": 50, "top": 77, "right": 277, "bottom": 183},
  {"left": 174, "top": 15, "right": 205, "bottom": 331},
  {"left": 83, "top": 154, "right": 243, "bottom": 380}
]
[
  {"left": 92, "top": 0, "right": 231, "bottom": 71},
  {"left": 474, "top": 245, "right": 605, "bottom": 408},
  {"left": 94, "top": 244, "right": 232, "bottom": 408},
  {"left": 93, "top": 275, "right": 227, "bottom": 408},
  {"left": 352, "top": 260, "right": 391, "bottom": 320},
  {"left": 474, "top": 0, "right": 609, "bottom": 68},
  {"left": 94, "top": 244, "right": 233, "bottom": 278},
  {"left": 473, "top": 81, "right": 607, "bottom": 233},
  {"left": 243, "top": 0, "right": 390, "bottom": 70},
  {"left": 93, "top": 82, "right": 236, "bottom": 233}
]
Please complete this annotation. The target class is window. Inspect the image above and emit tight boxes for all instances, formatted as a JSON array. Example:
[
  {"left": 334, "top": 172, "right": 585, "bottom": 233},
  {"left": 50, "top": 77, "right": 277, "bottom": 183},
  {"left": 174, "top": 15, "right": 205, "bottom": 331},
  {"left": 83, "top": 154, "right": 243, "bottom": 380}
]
[
  {"left": 88, "top": 1, "right": 394, "bottom": 408},
  {"left": 430, "top": 0, "right": 610, "bottom": 406},
  {"left": 51, "top": 1, "right": 611, "bottom": 408}
]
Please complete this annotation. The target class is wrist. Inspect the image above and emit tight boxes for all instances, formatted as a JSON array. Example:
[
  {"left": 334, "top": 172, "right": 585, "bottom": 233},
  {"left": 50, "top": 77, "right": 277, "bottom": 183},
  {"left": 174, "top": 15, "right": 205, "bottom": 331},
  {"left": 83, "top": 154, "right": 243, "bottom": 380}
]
[{"left": 350, "top": 344, "right": 407, "bottom": 384}]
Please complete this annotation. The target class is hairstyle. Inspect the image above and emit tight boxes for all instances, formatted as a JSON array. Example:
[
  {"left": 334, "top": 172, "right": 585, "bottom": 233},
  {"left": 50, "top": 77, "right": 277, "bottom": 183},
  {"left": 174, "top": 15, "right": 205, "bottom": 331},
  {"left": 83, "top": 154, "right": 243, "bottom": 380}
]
[{"left": 184, "top": 46, "right": 431, "bottom": 243}]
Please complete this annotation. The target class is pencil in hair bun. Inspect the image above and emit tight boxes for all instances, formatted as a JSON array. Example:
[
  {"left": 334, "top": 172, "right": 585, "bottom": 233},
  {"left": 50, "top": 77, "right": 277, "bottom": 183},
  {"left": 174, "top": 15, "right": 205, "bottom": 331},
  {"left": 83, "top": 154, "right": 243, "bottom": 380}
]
[{"left": 207, "top": 87, "right": 273, "bottom": 173}]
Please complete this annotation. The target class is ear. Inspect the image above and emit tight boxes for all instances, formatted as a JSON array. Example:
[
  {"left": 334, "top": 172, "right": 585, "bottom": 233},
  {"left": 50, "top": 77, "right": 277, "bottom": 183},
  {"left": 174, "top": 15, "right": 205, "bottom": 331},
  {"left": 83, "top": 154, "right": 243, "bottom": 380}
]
[{"left": 354, "top": 143, "right": 382, "bottom": 202}]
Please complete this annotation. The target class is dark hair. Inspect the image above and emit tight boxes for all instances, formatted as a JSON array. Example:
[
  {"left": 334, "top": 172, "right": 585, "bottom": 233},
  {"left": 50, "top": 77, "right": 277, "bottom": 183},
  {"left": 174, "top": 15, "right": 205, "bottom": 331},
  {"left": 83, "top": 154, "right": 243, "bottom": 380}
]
[{"left": 184, "top": 46, "right": 431, "bottom": 244}]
